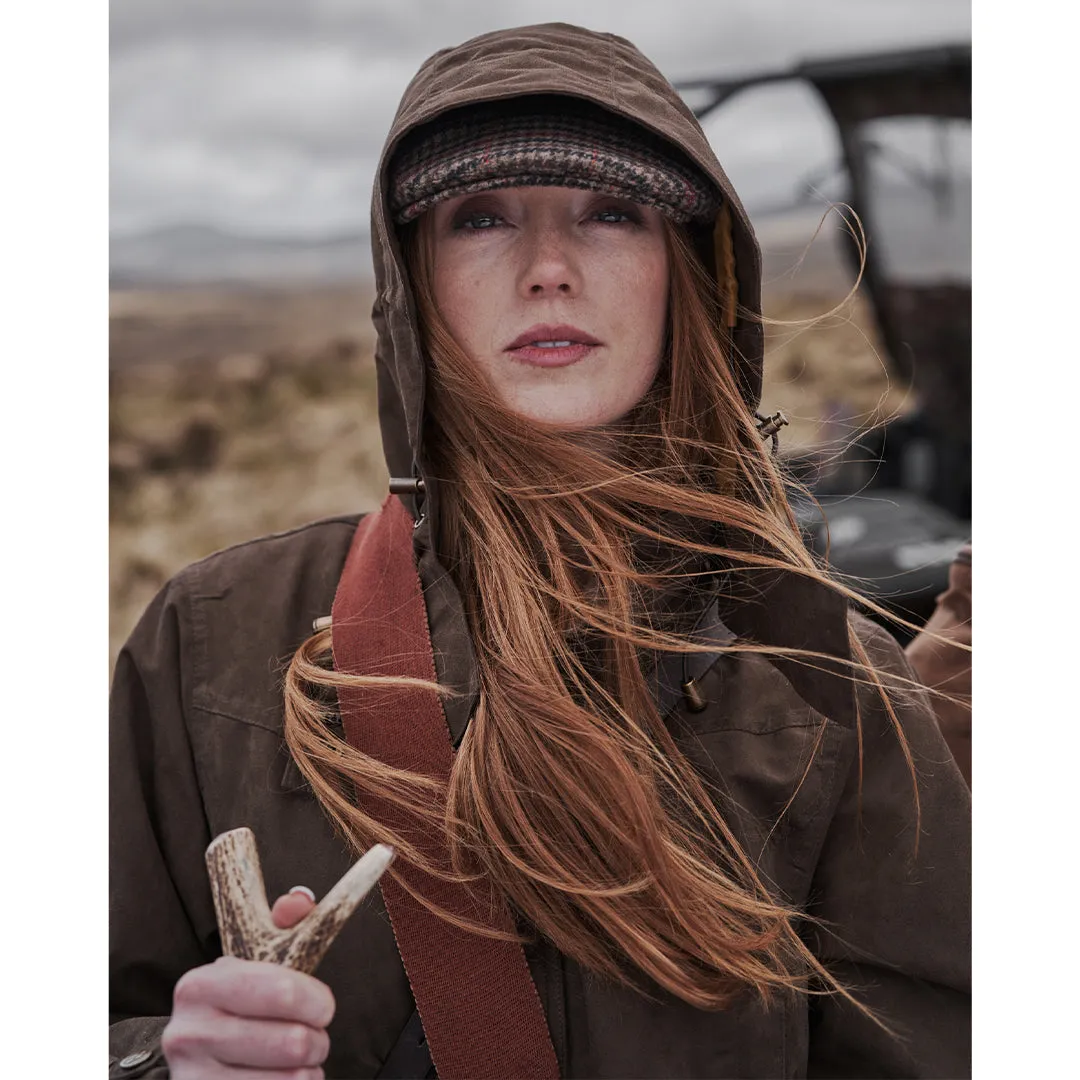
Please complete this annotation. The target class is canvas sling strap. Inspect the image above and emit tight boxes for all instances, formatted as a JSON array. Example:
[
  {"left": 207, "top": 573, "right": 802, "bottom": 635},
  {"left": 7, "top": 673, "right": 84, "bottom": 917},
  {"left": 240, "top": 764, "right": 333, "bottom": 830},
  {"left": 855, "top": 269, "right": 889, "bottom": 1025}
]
[{"left": 330, "top": 494, "right": 561, "bottom": 1080}]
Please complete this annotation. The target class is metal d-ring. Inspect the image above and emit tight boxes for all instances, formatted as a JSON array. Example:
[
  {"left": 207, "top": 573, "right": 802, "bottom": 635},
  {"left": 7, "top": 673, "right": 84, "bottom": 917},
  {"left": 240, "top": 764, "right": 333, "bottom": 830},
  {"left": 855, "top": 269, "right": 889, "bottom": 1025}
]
[{"left": 387, "top": 475, "right": 426, "bottom": 529}]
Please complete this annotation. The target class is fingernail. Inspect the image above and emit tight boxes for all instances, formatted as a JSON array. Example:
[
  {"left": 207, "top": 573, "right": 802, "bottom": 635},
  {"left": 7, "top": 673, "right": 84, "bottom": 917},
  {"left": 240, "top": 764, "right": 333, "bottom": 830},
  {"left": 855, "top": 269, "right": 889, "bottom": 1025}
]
[{"left": 288, "top": 885, "right": 316, "bottom": 902}]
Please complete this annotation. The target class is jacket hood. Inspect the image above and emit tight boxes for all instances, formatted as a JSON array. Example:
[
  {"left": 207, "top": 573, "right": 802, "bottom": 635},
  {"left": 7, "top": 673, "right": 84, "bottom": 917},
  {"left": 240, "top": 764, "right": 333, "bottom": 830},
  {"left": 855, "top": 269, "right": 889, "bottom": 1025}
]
[
  {"left": 369, "top": 22, "right": 764, "bottom": 490},
  {"left": 366, "top": 23, "right": 857, "bottom": 737}
]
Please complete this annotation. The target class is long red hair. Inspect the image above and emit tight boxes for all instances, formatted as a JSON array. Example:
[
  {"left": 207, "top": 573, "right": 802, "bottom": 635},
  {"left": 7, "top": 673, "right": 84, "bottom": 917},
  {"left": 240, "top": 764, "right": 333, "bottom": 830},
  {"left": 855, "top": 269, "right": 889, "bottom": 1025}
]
[{"left": 283, "top": 212, "right": 916, "bottom": 1019}]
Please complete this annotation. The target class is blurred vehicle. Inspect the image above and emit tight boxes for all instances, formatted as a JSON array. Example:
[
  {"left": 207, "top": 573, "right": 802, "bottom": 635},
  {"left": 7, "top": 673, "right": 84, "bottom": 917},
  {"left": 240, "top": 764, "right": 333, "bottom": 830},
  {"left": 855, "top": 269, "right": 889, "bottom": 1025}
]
[{"left": 678, "top": 44, "right": 971, "bottom": 640}]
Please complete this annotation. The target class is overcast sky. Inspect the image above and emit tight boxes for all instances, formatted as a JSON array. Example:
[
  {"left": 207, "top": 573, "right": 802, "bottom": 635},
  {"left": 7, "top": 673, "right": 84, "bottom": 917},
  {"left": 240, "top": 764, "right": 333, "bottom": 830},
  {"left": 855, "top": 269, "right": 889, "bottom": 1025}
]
[{"left": 110, "top": 0, "right": 970, "bottom": 239}]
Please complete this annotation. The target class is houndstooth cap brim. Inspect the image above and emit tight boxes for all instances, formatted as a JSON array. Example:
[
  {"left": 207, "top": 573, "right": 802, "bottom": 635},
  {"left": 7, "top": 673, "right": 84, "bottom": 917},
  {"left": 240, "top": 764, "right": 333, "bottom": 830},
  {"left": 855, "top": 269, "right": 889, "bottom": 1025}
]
[{"left": 389, "top": 96, "right": 722, "bottom": 225}]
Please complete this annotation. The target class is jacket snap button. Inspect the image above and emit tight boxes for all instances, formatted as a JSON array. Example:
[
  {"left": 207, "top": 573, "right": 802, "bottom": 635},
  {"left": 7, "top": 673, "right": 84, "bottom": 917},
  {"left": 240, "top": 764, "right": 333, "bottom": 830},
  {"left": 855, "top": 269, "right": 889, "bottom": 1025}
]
[
  {"left": 681, "top": 679, "right": 708, "bottom": 713},
  {"left": 119, "top": 1050, "right": 153, "bottom": 1069}
]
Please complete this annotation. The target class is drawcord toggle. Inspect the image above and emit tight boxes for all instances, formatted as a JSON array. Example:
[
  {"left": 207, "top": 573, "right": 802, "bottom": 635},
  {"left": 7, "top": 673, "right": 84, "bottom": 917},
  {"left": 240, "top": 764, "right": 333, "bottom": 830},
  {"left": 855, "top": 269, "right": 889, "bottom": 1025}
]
[{"left": 755, "top": 410, "right": 788, "bottom": 456}]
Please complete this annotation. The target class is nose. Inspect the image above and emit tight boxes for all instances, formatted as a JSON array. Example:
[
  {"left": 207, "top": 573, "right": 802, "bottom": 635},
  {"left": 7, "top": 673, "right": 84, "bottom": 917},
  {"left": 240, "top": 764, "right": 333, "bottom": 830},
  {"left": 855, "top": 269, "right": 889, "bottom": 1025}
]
[{"left": 518, "top": 224, "right": 580, "bottom": 298}]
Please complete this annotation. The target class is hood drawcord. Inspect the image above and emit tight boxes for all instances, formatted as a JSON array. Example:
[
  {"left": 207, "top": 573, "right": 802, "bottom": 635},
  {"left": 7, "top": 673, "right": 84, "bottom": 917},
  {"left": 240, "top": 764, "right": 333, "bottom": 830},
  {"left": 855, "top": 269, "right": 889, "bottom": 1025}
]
[{"left": 715, "top": 203, "right": 739, "bottom": 329}]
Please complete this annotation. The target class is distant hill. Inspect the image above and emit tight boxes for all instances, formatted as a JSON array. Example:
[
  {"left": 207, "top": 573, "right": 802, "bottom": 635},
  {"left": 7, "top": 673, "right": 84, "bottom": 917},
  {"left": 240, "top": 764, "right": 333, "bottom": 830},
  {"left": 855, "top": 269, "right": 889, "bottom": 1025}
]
[
  {"left": 109, "top": 213, "right": 855, "bottom": 293},
  {"left": 109, "top": 224, "right": 371, "bottom": 287},
  {"left": 110, "top": 182, "right": 968, "bottom": 296}
]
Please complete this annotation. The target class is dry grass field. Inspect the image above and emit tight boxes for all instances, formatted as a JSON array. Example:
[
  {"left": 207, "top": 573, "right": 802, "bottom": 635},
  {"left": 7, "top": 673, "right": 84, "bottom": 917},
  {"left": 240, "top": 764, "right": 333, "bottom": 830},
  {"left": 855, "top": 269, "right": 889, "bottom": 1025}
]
[{"left": 109, "top": 281, "right": 909, "bottom": 668}]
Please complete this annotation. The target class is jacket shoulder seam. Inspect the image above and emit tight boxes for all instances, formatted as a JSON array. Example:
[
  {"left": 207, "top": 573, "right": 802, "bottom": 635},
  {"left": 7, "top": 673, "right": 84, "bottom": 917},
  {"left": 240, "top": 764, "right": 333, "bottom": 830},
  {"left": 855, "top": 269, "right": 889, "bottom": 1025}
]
[{"left": 180, "top": 514, "right": 362, "bottom": 585}]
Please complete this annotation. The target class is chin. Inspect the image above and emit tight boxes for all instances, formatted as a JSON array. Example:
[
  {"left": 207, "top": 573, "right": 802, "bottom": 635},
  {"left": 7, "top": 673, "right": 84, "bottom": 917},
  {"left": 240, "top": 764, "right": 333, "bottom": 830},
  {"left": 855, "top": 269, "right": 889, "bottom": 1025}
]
[
  {"left": 511, "top": 403, "right": 630, "bottom": 430},
  {"left": 502, "top": 386, "right": 645, "bottom": 431}
]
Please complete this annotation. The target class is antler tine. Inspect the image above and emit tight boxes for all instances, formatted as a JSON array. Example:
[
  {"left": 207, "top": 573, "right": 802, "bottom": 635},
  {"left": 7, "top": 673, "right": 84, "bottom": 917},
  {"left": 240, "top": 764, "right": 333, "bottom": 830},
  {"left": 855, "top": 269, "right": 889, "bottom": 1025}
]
[
  {"left": 205, "top": 827, "right": 394, "bottom": 973},
  {"left": 206, "top": 827, "right": 281, "bottom": 962},
  {"left": 281, "top": 844, "right": 396, "bottom": 974}
]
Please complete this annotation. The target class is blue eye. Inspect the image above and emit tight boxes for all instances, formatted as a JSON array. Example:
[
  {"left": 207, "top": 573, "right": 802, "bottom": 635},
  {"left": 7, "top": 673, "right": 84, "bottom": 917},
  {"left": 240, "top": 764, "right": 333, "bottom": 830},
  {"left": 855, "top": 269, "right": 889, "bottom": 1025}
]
[
  {"left": 455, "top": 212, "right": 502, "bottom": 231},
  {"left": 592, "top": 204, "right": 644, "bottom": 225}
]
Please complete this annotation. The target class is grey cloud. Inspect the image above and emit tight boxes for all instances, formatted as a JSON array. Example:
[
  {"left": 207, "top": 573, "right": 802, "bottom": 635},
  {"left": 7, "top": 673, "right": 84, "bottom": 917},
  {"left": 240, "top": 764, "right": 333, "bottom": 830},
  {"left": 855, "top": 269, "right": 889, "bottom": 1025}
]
[
  {"left": 110, "top": 1, "right": 970, "bottom": 243},
  {"left": 111, "top": 0, "right": 969, "bottom": 66}
]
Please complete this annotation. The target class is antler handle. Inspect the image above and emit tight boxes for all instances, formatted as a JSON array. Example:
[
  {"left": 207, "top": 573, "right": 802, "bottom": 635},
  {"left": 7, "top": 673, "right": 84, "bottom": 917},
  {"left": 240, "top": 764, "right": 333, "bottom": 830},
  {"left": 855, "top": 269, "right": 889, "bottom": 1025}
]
[{"left": 205, "top": 826, "right": 394, "bottom": 975}]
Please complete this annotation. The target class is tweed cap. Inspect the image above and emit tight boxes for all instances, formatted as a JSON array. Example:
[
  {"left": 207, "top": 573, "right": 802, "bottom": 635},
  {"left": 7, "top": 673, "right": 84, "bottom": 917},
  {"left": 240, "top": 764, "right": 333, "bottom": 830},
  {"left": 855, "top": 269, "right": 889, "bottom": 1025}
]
[{"left": 389, "top": 95, "right": 722, "bottom": 225}]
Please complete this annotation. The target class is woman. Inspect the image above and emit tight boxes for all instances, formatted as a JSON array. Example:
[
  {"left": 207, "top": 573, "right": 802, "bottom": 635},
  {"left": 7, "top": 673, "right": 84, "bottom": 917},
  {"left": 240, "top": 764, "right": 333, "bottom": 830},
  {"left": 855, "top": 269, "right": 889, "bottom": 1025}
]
[{"left": 109, "top": 23, "right": 971, "bottom": 1080}]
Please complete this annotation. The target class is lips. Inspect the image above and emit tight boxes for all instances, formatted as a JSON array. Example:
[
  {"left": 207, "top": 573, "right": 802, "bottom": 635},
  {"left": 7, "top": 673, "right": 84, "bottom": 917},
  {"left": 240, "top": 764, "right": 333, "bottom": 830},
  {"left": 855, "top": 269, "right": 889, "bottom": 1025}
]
[
  {"left": 505, "top": 324, "right": 602, "bottom": 368},
  {"left": 505, "top": 324, "right": 601, "bottom": 351}
]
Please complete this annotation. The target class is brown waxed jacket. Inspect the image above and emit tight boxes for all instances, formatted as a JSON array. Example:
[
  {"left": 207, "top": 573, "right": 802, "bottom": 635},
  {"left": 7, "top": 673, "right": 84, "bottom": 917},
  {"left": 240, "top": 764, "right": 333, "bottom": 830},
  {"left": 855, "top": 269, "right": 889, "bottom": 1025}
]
[{"left": 109, "top": 23, "right": 971, "bottom": 1079}]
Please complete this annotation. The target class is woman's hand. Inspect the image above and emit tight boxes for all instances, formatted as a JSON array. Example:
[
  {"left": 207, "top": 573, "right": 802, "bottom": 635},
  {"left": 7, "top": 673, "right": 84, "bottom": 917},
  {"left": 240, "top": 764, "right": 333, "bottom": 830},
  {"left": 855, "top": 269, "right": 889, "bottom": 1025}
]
[{"left": 162, "top": 889, "right": 334, "bottom": 1078}]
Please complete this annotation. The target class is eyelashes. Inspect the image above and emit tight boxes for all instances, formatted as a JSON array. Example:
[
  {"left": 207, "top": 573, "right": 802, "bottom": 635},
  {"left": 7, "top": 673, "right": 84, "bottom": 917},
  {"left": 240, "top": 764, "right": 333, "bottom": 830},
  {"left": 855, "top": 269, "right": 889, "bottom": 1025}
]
[
  {"left": 449, "top": 199, "right": 645, "bottom": 233},
  {"left": 592, "top": 206, "right": 643, "bottom": 225},
  {"left": 452, "top": 210, "right": 504, "bottom": 231}
]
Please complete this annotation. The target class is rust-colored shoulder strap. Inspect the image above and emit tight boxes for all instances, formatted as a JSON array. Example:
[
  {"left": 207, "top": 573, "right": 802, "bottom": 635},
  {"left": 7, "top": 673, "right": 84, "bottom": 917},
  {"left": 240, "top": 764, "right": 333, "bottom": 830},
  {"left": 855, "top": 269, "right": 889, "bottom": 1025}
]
[{"left": 330, "top": 495, "right": 560, "bottom": 1080}]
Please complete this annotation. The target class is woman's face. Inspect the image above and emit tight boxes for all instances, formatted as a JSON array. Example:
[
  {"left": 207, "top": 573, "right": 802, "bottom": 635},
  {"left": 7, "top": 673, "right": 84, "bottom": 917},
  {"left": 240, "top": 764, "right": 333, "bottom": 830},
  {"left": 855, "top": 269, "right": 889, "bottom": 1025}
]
[{"left": 428, "top": 186, "right": 670, "bottom": 429}]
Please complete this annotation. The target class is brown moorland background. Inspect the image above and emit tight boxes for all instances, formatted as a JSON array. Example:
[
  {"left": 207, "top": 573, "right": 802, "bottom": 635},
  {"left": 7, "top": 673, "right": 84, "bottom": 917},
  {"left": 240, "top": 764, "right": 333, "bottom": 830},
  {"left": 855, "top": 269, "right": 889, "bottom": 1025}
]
[{"left": 109, "top": 267, "right": 909, "bottom": 670}]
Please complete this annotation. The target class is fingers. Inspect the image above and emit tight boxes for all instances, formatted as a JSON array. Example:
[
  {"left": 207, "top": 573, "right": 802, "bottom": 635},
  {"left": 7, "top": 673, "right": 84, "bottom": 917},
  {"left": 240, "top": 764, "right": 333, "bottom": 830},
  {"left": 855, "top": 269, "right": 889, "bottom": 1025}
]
[
  {"left": 174, "top": 957, "right": 336, "bottom": 1028},
  {"left": 222, "top": 1072, "right": 323, "bottom": 1080},
  {"left": 163, "top": 1012, "right": 329, "bottom": 1072},
  {"left": 165, "top": 1034, "right": 327, "bottom": 1078},
  {"left": 272, "top": 887, "right": 317, "bottom": 930},
  {"left": 238, "top": 1072, "right": 323, "bottom": 1080},
  {"left": 208, "top": 1015, "right": 330, "bottom": 1070},
  {"left": 165, "top": 958, "right": 335, "bottom": 1078}
]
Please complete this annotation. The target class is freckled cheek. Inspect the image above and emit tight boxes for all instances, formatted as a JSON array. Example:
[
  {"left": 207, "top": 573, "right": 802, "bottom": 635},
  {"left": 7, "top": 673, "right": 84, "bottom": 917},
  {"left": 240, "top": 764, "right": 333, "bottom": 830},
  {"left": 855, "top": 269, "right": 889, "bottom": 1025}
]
[
  {"left": 434, "top": 263, "right": 494, "bottom": 358},
  {"left": 606, "top": 252, "right": 669, "bottom": 353}
]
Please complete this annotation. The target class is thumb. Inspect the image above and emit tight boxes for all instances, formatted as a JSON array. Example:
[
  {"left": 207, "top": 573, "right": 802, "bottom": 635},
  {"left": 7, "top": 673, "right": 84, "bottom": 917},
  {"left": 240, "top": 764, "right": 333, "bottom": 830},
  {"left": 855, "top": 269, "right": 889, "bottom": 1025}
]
[{"left": 271, "top": 885, "right": 317, "bottom": 929}]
